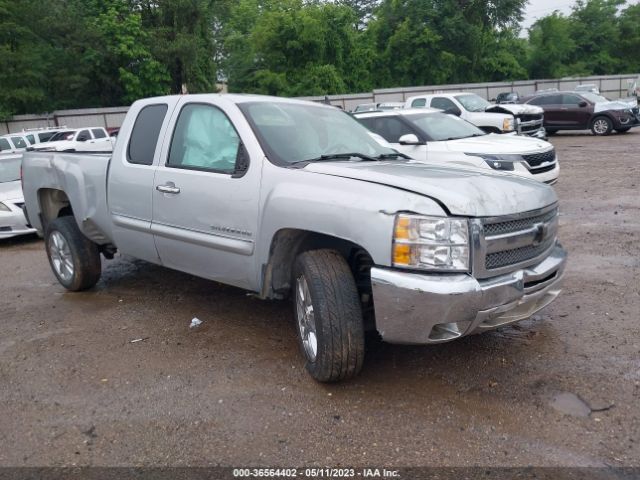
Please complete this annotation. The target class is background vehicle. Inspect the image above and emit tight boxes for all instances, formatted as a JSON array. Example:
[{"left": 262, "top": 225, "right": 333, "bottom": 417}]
[
  {"left": 494, "top": 92, "right": 520, "bottom": 104},
  {"left": 29, "top": 127, "right": 113, "bottom": 152},
  {"left": 405, "top": 92, "right": 546, "bottom": 138},
  {"left": 355, "top": 109, "right": 559, "bottom": 184},
  {"left": 520, "top": 91, "right": 640, "bottom": 135},
  {"left": 0, "top": 134, "right": 30, "bottom": 155},
  {"left": 22, "top": 94, "right": 566, "bottom": 382},
  {"left": 353, "top": 102, "right": 404, "bottom": 113},
  {"left": 0, "top": 156, "right": 37, "bottom": 239},
  {"left": 574, "top": 84, "right": 600, "bottom": 94},
  {"left": 22, "top": 127, "right": 63, "bottom": 145}
]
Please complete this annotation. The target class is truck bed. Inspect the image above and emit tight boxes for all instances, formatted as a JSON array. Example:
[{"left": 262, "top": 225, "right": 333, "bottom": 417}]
[{"left": 21, "top": 152, "right": 114, "bottom": 244}]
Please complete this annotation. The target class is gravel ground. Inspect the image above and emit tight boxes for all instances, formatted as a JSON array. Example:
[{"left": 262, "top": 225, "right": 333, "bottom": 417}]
[{"left": 0, "top": 130, "right": 638, "bottom": 468}]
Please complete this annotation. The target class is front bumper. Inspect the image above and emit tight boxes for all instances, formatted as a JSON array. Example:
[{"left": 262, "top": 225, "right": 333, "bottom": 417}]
[
  {"left": 371, "top": 243, "right": 566, "bottom": 344},
  {"left": 0, "top": 199, "right": 37, "bottom": 239}
]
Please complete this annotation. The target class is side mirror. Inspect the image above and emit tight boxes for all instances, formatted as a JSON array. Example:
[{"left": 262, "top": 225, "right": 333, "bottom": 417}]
[
  {"left": 398, "top": 133, "right": 423, "bottom": 145},
  {"left": 578, "top": 101, "right": 588, "bottom": 108},
  {"left": 445, "top": 107, "right": 462, "bottom": 116}
]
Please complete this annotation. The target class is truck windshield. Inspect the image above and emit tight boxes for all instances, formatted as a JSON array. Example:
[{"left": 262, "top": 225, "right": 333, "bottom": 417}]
[
  {"left": 0, "top": 158, "right": 22, "bottom": 183},
  {"left": 455, "top": 94, "right": 491, "bottom": 112},
  {"left": 405, "top": 112, "right": 486, "bottom": 141},
  {"left": 239, "top": 101, "right": 396, "bottom": 165}
]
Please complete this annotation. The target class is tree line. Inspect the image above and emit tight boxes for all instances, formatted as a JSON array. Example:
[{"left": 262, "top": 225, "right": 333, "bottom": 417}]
[{"left": 1, "top": 0, "right": 638, "bottom": 118}]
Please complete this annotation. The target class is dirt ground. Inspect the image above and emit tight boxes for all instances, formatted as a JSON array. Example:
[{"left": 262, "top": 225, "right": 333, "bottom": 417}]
[{"left": 0, "top": 129, "right": 638, "bottom": 469}]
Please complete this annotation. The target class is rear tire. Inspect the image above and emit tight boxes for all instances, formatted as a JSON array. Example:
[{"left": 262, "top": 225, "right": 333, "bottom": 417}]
[
  {"left": 45, "top": 216, "right": 101, "bottom": 291},
  {"left": 546, "top": 129, "right": 558, "bottom": 136},
  {"left": 591, "top": 116, "right": 613, "bottom": 136},
  {"left": 292, "top": 249, "right": 365, "bottom": 382}
]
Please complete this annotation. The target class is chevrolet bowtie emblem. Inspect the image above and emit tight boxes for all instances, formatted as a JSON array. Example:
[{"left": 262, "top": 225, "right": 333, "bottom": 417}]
[{"left": 532, "top": 222, "right": 548, "bottom": 246}]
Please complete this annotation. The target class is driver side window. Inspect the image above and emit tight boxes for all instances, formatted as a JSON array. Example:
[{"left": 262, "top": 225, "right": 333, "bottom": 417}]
[
  {"left": 431, "top": 97, "right": 457, "bottom": 111},
  {"left": 168, "top": 104, "right": 241, "bottom": 174}
]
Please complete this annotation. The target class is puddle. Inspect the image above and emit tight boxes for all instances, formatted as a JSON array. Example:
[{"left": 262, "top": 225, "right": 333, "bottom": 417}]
[{"left": 550, "top": 392, "right": 591, "bottom": 417}]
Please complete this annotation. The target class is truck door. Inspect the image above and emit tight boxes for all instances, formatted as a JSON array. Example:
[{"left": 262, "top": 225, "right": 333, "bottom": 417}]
[
  {"left": 151, "top": 98, "right": 261, "bottom": 291},
  {"left": 108, "top": 100, "right": 177, "bottom": 263}
]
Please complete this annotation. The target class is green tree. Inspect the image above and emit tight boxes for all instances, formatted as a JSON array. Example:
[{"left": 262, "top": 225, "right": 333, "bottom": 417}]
[{"left": 527, "top": 13, "right": 576, "bottom": 78}]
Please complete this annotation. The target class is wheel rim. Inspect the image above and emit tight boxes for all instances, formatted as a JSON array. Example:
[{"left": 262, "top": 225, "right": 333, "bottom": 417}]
[
  {"left": 295, "top": 275, "right": 318, "bottom": 362},
  {"left": 49, "top": 231, "right": 74, "bottom": 283},
  {"left": 593, "top": 119, "right": 609, "bottom": 134}
]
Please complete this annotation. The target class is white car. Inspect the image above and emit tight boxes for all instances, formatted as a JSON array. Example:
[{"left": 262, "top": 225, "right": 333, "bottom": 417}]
[
  {"left": 0, "top": 155, "right": 37, "bottom": 239},
  {"left": 0, "top": 134, "right": 30, "bottom": 155},
  {"left": 22, "top": 128, "right": 64, "bottom": 146},
  {"left": 355, "top": 108, "right": 559, "bottom": 184},
  {"left": 29, "top": 127, "right": 113, "bottom": 152},
  {"left": 405, "top": 92, "right": 546, "bottom": 138}
]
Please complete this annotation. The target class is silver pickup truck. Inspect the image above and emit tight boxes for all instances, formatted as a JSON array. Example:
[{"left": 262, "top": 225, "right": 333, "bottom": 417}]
[{"left": 22, "top": 94, "right": 567, "bottom": 382}]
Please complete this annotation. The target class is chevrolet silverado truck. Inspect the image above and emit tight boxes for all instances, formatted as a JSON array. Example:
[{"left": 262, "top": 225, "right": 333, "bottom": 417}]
[
  {"left": 406, "top": 92, "right": 546, "bottom": 138},
  {"left": 22, "top": 94, "right": 567, "bottom": 382}
]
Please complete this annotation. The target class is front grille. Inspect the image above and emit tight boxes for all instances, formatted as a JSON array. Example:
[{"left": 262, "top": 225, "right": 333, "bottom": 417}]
[
  {"left": 483, "top": 207, "right": 557, "bottom": 236},
  {"left": 486, "top": 237, "right": 555, "bottom": 270},
  {"left": 522, "top": 149, "right": 555, "bottom": 167},
  {"left": 517, "top": 114, "right": 543, "bottom": 123},
  {"left": 530, "top": 164, "right": 556, "bottom": 174}
]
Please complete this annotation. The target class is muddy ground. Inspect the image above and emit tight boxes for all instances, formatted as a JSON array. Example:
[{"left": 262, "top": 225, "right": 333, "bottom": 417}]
[{"left": 0, "top": 130, "right": 638, "bottom": 468}]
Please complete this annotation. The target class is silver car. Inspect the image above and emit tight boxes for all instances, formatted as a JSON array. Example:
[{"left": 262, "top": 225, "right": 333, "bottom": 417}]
[{"left": 0, "top": 156, "right": 37, "bottom": 239}]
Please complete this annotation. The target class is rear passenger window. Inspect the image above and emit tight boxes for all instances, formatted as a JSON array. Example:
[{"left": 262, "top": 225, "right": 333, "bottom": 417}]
[
  {"left": 11, "top": 137, "right": 27, "bottom": 148},
  {"left": 167, "top": 104, "right": 240, "bottom": 173},
  {"left": 0, "top": 138, "right": 11, "bottom": 151},
  {"left": 411, "top": 98, "right": 426, "bottom": 108},
  {"left": 27, "top": 135, "right": 35, "bottom": 144},
  {"left": 127, "top": 104, "right": 168, "bottom": 165},
  {"left": 92, "top": 128, "right": 107, "bottom": 139}
]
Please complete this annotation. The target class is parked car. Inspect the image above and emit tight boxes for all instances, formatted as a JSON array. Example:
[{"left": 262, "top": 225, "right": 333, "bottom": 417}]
[
  {"left": 22, "top": 94, "right": 566, "bottom": 382},
  {"left": 405, "top": 92, "right": 546, "bottom": 138},
  {"left": 0, "top": 156, "right": 37, "bottom": 239},
  {"left": 22, "top": 127, "right": 63, "bottom": 146},
  {"left": 29, "top": 127, "right": 113, "bottom": 152},
  {"left": 494, "top": 92, "right": 520, "bottom": 104},
  {"left": 574, "top": 84, "right": 600, "bottom": 94},
  {"left": 354, "top": 109, "right": 559, "bottom": 184},
  {"left": 0, "top": 134, "right": 30, "bottom": 155},
  {"left": 353, "top": 102, "right": 404, "bottom": 113},
  {"left": 628, "top": 77, "right": 640, "bottom": 98},
  {"left": 520, "top": 91, "right": 640, "bottom": 135}
]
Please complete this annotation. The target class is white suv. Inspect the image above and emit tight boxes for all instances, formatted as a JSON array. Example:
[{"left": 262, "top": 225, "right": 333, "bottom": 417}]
[
  {"left": 30, "top": 127, "right": 113, "bottom": 152},
  {"left": 355, "top": 108, "right": 559, "bottom": 184},
  {"left": 405, "top": 92, "right": 546, "bottom": 138},
  {"left": 0, "top": 134, "right": 30, "bottom": 155}
]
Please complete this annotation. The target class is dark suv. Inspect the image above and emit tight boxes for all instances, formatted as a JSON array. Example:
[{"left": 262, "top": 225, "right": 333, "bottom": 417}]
[{"left": 519, "top": 91, "right": 639, "bottom": 136}]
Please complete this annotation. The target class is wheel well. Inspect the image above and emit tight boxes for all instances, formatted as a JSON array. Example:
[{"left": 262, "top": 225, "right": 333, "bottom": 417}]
[
  {"left": 38, "top": 189, "right": 74, "bottom": 228},
  {"left": 263, "top": 229, "right": 374, "bottom": 302}
]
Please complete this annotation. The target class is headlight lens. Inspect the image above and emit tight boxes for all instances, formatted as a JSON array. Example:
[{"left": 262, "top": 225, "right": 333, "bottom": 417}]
[
  {"left": 503, "top": 118, "right": 514, "bottom": 131},
  {"left": 393, "top": 215, "right": 470, "bottom": 271},
  {"left": 465, "top": 153, "right": 518, "bottom": 171},
  {"left": 0, "top": 202, "right": 10, "bottom": 212}
]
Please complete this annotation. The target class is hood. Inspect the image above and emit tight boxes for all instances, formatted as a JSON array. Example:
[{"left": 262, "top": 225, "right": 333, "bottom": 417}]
[
  {"left": 594, "top": 100, "right": 634, "bottom": 113},
  {"left": 304, "top": 160, "right": 556, "bottom": 217},
  {"left": 0, "top": 180, "right": 23, "bottom": 202},
  {"left": 444, "top": 134, "right": 553, "bottom": 155},
  {"left": 486, "top": 104, "right": 544, "bottom": 115}
]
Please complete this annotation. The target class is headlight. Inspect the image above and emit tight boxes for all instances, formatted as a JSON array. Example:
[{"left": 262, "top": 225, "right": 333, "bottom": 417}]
[
  {"left": 392, "top": 214, "right": 470, "bottom": 272},
  {"left": 0, "top": 202, "right": 11, "bottom": 212},
  {"left": 464, "top": 153, "right": 518, "bottom": 171},
  {"left": 503, "top": 118, "right": 515, "bottom": 131}
]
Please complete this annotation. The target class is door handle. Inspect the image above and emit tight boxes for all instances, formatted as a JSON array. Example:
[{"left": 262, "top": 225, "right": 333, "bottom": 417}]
[{"left": 156, "top": 183, "right": 181, "bottom": 194}]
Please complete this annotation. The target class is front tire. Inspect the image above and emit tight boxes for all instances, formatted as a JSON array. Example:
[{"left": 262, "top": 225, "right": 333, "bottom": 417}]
[
  {"left": 45, "top": 216, "right": 101, "bottom": 291},
  {"left": 292, "top": 249, "right": 365, "bottom": 382},
  {"left": 591, "top": 116, "right": 613, "bottom": 136}
]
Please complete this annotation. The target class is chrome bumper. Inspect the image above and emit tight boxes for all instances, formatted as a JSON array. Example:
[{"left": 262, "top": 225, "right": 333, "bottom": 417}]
[{"left": 371, "top": 243, "right": 566, "bottom": 344}]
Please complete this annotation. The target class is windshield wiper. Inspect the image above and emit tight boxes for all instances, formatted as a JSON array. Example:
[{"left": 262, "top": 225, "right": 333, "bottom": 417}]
[
  {"left": 376, "top": 152, "right": 410, "bottom": 159},
  {"left": 291, "top": 152, "right": 379, "bottom": 165}
]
